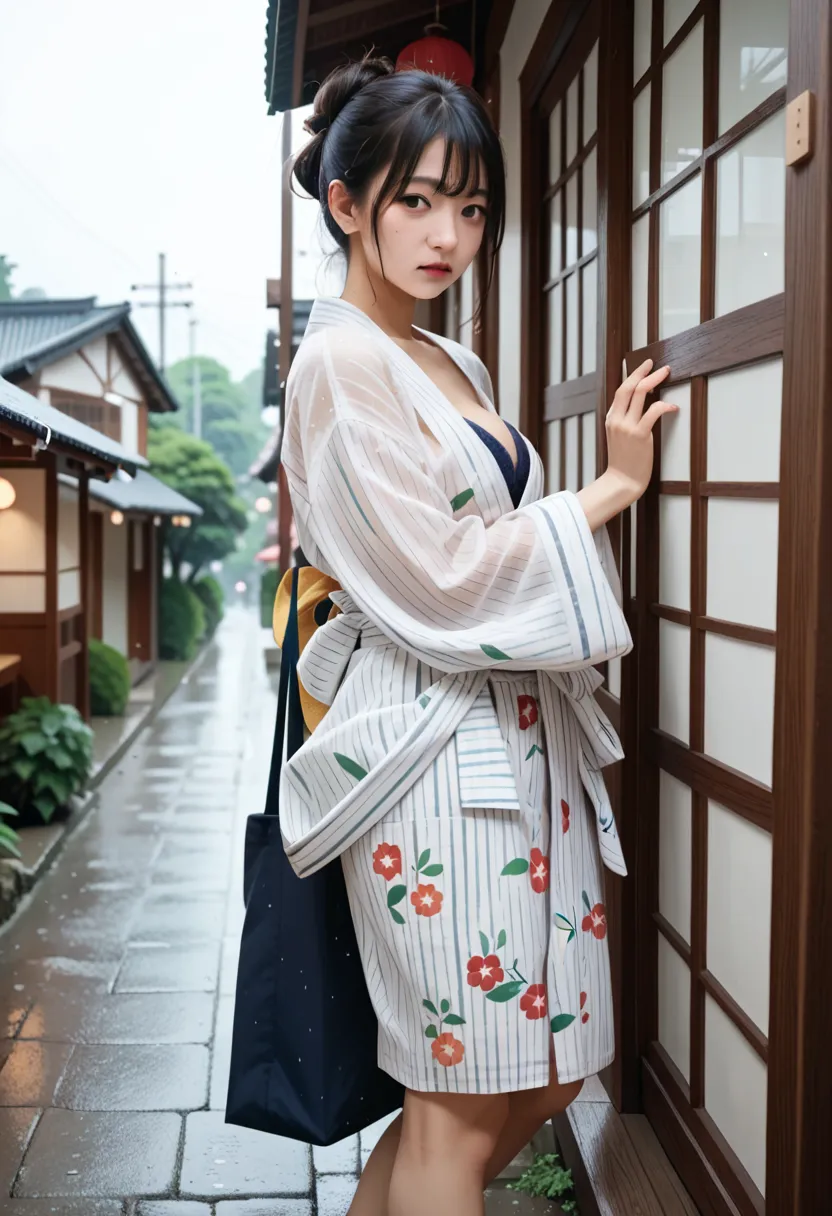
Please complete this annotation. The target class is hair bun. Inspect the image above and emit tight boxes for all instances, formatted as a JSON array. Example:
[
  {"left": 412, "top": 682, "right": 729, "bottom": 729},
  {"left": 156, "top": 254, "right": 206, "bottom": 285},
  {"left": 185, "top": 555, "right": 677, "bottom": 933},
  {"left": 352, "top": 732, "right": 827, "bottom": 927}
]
[{"left": 295, "top": 55, "right": 394, "bottom": 200}]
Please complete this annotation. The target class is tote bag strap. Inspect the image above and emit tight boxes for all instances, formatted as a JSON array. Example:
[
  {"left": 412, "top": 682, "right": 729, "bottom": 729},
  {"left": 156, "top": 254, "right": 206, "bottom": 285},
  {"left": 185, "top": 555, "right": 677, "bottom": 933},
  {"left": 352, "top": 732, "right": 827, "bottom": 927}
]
[{"left": 264, "top": 565, "right": 305, "bottom": 814}]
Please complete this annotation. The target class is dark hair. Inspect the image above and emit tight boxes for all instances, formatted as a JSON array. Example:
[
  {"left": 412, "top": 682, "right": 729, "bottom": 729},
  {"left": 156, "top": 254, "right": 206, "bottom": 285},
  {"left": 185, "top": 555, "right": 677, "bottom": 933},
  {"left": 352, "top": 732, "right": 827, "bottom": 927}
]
[{"left": 292, "top": 55, "right": 506, "bottom": 293}]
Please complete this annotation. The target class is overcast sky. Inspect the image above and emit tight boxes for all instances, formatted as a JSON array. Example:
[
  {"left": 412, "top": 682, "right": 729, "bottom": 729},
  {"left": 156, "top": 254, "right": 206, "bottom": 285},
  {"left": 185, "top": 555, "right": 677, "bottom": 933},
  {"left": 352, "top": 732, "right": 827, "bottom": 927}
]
[{"left": 0, "top": 0, "right": 331, "bottom": 381}]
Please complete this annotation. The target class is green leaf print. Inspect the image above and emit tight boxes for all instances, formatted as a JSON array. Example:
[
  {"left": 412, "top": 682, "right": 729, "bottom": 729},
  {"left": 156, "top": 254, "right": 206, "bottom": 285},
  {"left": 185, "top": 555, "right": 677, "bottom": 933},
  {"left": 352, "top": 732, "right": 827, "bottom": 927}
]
[
  {"left": 440, "top": 998, "right": 450, "bottom": 1014},
  {"left": 334, "top": 753, "right": 368, "bottom": 782},
  {"left": 496, "top": 928, "right": 507, "bottom": 951},
  {"left": 481, "top": 644, "right": 511, "bottom": 661},
  {"left": 423, "top": 999, "right": 439, "bottom": 1016},
  {"left": 479, "top": 930, "right": 490, "bottom": 956},
  {"left": 417, "top": 849, "right": 431, "bottom": 871},
  {"left": 486, "top": 980, "right": 525, "bottom": 1003},
  {"left": 422, "top": 864, "right": 444, "bottom": 877},
  {"left": 501, "top": 858, "right": 530, "bottom": 876},
  {"left": 551, "top": 1013, "right": 577, "bottom": 1033},
  {"left": 390, "top": 908, "right": 406, "bottom": 925},
  {"left": 425, "top": 1024, "right": 439, "bottom": 1039},
  {"left": 443, "top": 1013, "right": 466, "bottom": 1025},
  {"left": 525, "top": 744, "right": 543, "bottom": 760},
  {"left": 450, "top": 487, "right": 475, "bottom": 511},
  {"left": 387, "top": 885, "right": 407, "bottom": 908},
  {"left": 582, "top": 890, "right": 592, "bottom": 914},
  {"left": 554, "top": 914, "right": 574, "bottom": 933}
]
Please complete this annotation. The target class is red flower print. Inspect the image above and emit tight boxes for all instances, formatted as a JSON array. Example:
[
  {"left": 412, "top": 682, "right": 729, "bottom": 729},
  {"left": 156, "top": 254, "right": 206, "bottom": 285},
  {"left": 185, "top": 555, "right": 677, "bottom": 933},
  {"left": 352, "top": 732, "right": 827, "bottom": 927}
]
[
  {"left": 582, "top": 903, "right": 607, "bottom": 939},
  {"left": 466, "top": 954, "right": 505, "bottom": 992},
  {"left": 372, "top": 842, "right": 402, "bottom": 880},
  {"left": 561, "top": 799, "right": 570, "bottom": 834},
  {"left": 520, "top": 984, "right": 548, "bottom": 1020},
  {"left": 411, "top": 883, "right": 443, "bottom": 917},
  {"left": 530, "top": 847, "right": 550, "bottom": 894},
  {"left": 517, "top": 694, "right": 538, "bottom": 730},
  {"left": 432, "top": 1032, "right": 465, "bottom": 1067},
  {"left": 581, "top": 991, "right": 590, "bottom": 1024}
]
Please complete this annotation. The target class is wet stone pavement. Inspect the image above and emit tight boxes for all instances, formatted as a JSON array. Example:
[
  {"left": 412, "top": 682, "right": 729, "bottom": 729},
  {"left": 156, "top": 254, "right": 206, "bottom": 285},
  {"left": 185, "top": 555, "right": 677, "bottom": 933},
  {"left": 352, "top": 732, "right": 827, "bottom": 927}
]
[{"left": 0, "top": 609, "right": 555, "bottom": 1216}]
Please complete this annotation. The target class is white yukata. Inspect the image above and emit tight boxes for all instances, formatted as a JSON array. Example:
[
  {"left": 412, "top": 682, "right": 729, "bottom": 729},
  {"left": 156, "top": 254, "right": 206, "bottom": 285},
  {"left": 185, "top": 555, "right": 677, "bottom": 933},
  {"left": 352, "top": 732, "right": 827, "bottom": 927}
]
[{"left": 279, "top": 296, "right": 633, "bottom": 1093}]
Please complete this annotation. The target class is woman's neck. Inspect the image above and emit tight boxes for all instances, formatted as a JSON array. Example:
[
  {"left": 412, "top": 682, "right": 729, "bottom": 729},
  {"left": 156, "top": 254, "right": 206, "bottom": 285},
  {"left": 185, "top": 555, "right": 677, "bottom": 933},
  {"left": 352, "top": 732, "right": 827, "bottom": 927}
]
[{"left": 340, "top": 253, "right": 417, "bottom": 344}]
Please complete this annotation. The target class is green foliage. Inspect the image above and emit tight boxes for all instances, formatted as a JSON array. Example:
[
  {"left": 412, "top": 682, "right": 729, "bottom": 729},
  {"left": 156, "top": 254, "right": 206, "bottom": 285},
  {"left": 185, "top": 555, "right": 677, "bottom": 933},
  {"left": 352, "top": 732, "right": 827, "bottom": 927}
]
[
  {"left": 165, "top": 357, "right": 269, "bottom": 477},
  {"left": 88, "top": 639, "right": 131, "bottom": 717},
  {"left": 507, "top": 1152, "right": 578, "bottom": 1212},
  {"left": 193, "top": 575, "right": 224, "bottom": 637},
  {"left": 0, "top": 255, "right": 15, "bottom": 301},
  {"left": 0, "top": 802, "right": 21, "bottom": 860},
  {"left": 0, "top": 698, "right": 93, "bottom": 824},
  {"left": 260, "top": 566, "right": 281, "bottom": 629},
  {"left": 147, "top": 428, "right": 248, "bottom": 582},
  {"left": 159, "top": 577, "right": 205, "bottom": 660}
]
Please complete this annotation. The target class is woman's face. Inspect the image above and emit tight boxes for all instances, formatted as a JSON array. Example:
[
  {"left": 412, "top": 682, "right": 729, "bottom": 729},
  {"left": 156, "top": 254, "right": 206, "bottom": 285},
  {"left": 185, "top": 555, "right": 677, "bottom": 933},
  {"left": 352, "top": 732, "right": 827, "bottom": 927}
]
[{"left": 352, "top": 137, "right": 488, "bottom": 299}]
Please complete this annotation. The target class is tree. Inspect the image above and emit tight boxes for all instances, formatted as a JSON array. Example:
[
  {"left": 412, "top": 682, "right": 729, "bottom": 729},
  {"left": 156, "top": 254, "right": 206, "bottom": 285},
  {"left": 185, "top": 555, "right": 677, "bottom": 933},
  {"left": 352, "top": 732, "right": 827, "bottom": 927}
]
[
  {"left": 165, "top": 357, "right": 268, "bottom": 477},
  {"left": 148, "top": 428, "right": 249, "bottom": 582},
  {"left": 0, "top": 256, "right": 16, "bottom": 301}
]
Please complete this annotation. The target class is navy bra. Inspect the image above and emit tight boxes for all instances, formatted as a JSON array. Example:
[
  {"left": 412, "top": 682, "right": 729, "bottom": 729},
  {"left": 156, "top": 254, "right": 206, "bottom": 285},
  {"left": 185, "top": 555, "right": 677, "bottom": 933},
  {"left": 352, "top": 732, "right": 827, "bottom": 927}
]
[{"left": 465, "top": 418, "right": 530, "bottom": 508}]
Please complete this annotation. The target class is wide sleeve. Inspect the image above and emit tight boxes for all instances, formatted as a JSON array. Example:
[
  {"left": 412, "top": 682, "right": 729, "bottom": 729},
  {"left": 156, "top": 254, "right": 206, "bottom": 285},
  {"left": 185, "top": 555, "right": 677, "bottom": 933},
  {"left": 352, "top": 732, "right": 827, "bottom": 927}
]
[{"left": 292, "top": 330, "right": 632, "bottom": 675}]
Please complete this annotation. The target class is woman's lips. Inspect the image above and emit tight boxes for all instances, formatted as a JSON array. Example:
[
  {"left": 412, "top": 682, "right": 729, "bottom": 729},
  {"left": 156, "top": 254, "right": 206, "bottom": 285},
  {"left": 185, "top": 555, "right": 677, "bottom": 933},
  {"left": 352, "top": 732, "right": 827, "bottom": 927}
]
[{"left": 419, "top": 265, "right": 452, "bottom": 277}]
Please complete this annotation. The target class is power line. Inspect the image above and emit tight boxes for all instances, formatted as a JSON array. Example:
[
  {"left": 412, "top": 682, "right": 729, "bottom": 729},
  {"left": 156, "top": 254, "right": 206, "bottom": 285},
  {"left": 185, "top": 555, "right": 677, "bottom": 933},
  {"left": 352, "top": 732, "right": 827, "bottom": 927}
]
[{"left": 131, "top": 253, "right": 193, "bottom": 374}]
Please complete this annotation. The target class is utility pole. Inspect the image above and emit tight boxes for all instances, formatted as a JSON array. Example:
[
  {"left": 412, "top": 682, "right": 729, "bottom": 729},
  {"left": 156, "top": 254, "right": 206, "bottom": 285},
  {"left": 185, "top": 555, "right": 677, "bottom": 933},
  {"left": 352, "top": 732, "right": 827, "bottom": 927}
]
[
  {"left": 189, "top": 316, "right": 202, "bottom": 439},
  {"left": 131, "top": 253, "right": 192, "bottom": 374}
]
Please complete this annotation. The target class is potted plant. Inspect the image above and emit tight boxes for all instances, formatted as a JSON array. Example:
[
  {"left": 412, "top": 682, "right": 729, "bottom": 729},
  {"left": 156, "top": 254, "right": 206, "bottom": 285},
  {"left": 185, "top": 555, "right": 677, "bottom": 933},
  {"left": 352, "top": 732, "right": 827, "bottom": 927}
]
[{"left": 0, "top": 697, "right": 94, "bottom": 826}]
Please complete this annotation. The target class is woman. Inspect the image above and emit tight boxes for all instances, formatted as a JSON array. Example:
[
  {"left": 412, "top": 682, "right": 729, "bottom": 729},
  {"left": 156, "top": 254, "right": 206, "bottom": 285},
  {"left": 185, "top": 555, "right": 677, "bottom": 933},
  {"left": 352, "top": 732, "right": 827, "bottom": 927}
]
[{"left": 279, "top": 55, "right": 676, "bottom": 1216}]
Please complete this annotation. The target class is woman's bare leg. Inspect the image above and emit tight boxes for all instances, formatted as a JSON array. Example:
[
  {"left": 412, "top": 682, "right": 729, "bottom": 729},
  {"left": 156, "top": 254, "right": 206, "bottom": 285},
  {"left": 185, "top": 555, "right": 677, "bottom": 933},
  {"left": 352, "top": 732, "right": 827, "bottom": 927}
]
[
  {"left": 387, "top": 1090, "right": 510, "bottom": 1216},
  {"left": 347, "top": 1115, "right": 403, "bottom": 1215}
]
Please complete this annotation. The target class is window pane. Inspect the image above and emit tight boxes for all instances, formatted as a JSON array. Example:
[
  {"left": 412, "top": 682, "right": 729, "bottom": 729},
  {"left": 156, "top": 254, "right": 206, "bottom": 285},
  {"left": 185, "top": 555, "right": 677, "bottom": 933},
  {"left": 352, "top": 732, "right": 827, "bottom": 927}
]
[
  {"left": 632, "top": 214, "right": 650, "bottom": 348},
  {"left": 715, "top": 110, "right": 785, "bottom": 317},
  {"left": 658, "top": 936, "right": 691, "bottom": 1081},
  {"left": 565, "top": 415, "right": 580, "bottom": 491},
  {"left": 583, "top": 43, "right": 599, "bottom": 141},
  {"left": 633, "top": 84, "right": 652, "bottom": 206},
  {"left": 705, "top": 998, "right": 768, "bottom": 1197},
  {"left": 634, "top": 0, "right": 652, "bottom": 82},
  {"left": 565, "top": 174, "right": 579, "bottom": 266},
  {"left": 662, "top": 23, "right": 704, "bottom": 185},
  {"left": 566, "top": 76, "right": 579, "bottom": 166},
  {"left": 719, "top": 0, "right": 788, "bottom": 134},
  {"left": 582, "top": 149, "right": 597, "bottom": 255},
  {"left": 546, "top": 420, "right": 562, "bottom": 491},
  {"left": 565, "top": 272, "right": 579, "bottom": 380},
  {"left": 582, "top": 259, "right": 597, "bottom": 374},
  {"left": 549, "top": 101, "right": 562, "bottom": 182},
  {"left": 665, "top": 0, "right": 698, "bottom": 42},
  {"left": 548, "top": 192, "right": 563, "bottom": 279},
  {"left": 659, "top": 173, "right": 702, "bottom": 338},
  {"left": 547, "top": 284, "right": 563, "bottom": 385}
]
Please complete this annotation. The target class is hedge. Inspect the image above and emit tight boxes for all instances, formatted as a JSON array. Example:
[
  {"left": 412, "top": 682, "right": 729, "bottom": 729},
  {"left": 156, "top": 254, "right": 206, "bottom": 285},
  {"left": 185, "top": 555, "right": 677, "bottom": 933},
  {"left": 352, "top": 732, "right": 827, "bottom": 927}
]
[
  {"left": 193, "top": 575, "right": 224, "bottom": 638},
  {"left": 159, "top": 577, "right": 205, "bottom": 660},
  {"left": 89, "top": 638, "right": 131, "bottom": 716}
]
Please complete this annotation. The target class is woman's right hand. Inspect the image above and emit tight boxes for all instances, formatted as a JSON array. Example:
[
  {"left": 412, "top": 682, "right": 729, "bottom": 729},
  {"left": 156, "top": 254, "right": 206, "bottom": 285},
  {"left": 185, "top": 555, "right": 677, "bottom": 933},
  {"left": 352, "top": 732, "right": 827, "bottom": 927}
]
[{"left": 577, "top": 359, "right": 679, "bottom": 531}]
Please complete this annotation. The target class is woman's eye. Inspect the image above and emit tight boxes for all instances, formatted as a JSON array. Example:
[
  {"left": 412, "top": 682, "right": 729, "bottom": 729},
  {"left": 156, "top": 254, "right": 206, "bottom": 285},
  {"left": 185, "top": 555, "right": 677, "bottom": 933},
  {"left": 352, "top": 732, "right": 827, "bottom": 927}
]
[
  {"left": 401, "top": 194, "right": 428, "bottom": 210},
  {"left": 462, "top": 204, "right": 487, "bottom": 220}
]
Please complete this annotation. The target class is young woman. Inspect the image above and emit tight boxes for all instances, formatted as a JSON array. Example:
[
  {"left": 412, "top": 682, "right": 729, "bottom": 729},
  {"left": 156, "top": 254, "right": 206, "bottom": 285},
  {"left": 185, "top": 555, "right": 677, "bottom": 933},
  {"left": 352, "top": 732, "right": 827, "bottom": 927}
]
[{"left": 279, "top": 56, "right": 676, "bottom": 1216}]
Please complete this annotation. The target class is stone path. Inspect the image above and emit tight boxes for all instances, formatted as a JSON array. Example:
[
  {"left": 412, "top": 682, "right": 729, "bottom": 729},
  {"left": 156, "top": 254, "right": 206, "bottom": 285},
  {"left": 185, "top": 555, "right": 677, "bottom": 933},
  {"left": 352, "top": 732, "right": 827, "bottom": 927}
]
[{"left": 0, "top": 609, "right": 559, "bottom": 1215}]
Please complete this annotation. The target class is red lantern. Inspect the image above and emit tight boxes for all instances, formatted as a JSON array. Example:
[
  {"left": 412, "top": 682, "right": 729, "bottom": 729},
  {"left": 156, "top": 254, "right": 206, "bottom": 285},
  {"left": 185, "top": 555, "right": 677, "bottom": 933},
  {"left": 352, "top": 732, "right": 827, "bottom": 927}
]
[{"left": 396, "top": 13, "right": 474, "bottom": 88}]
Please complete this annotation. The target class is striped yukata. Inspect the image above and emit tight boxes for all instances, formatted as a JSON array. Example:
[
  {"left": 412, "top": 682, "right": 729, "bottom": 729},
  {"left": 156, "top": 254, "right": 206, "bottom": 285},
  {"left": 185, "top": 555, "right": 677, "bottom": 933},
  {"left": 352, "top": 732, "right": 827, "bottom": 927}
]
[{"left": 279, "top": 296, "right": 633, "bottom": 1092}]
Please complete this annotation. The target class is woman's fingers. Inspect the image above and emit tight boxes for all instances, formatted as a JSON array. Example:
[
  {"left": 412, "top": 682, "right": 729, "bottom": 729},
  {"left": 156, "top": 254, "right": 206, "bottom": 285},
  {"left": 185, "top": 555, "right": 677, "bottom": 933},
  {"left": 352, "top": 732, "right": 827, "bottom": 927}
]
[
  {"left": 626, "top": 365, "right": 671, "bottom": 421},
  {"left": 639, "top": 398, "right": 680, "bottom": 432},
  {"left": 609, "top": 359, "right": 654, "bottom": 413}
]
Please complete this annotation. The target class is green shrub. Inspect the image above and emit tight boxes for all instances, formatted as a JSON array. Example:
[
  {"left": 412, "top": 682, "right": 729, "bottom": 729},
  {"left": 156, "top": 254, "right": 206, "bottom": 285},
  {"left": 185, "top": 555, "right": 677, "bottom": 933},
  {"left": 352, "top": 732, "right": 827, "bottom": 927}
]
[
  {"left": 0, "top": 802, "right": 21, "bottom": 859},
  {"left": 0, "top": 698, "right": 93, "bottom": 825},
  {"left": 89, "top": 638, "right": 131, "bottom": 716},
  {"left": 159, "top": 577, "right": 205, "bottom": 660},
  {"left": 260, "top": 566, "right": 281, "bottom": 629},
  {"left": 193, "top": 575, "right": 224, "bottom": 637}
]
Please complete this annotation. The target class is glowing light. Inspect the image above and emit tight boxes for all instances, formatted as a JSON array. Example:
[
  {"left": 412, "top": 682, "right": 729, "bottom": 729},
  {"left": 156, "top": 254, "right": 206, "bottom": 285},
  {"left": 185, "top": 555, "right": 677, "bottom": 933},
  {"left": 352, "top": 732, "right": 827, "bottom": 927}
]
[
  {"left": 254, "top": 496, "right": 272, "bottom": 514},
  {"left": 110, "top": 510, "right": 124, "bottom": 526},
  {"left": 234, "top": 580, "right": 247, "bottom": 593},
  {"left": 0, "top": 477, "right": 16, "bottom": 510}
]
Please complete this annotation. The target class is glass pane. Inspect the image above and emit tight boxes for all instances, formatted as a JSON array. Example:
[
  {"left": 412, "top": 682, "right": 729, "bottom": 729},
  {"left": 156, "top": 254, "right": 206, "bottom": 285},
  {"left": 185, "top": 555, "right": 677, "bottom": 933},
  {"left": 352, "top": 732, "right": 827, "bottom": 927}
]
[
  {"left": 548, "top": 192, "right": 563, "bottom": 279},
  {"left": 549, "top": 101, "right": 562, "bottom": 182},
  {"left": 633, "top": 84, "right": 652, "bottom": 206},
  {"left": 582, "top": 260, "right": 597, "bottom": 374},
  {"left": 547, "top": 284, "right": 563, "bottom": 385},
  {"left": 659, "top": 771, "right": 693, "bottom": 942},
  {"left": 632, "top": 214, "right": 650, "bottom": 348},
  {"left": 705, "top": 998, "right": 768, "bottom": 1195},
  {"left": 634, "top": 0, "right": 652, "bottom": 82},
  {"left": 565, "top": 174, "right": 579, "bottom": 266},
  {"left": 582, "top": 149, "right": 597, "bottom": 255},
  {"left": 583, "top": 42, "right": 599, "bottom": 141},
  {"left": 546, "top": 420, "right": 562, "bottom": 491},
  {"left": 659, "top": 495, "right": 691, "bottom": 610},
  {"left": 566, "top": 76, "right": 579, "bottom": 166},
  {"left": 658, "top": 935, "right": 691, "bottom": 1081},
  {"left": 665, "top": 0, "right": 698, "bottom": 42},
  {"left": 659, "top": 619, "right": 690, "bottom": 743},
  {"left": 661, "top": 381, "right": 692, "bottom": 480},
  {"left": 566, "top": 272, "right": 579, "bottom": 380},
  {"left": 707, "top": 499, "right": 779, "bottom": 631},
  {"left": 719, "top": 0, "right": 788, "bottom": 134},
  {"left": 716, "top": 111, "right": 785, "bottom": 317},
  {"left": 708, "top": 359, "right": 782, "bottom": 482},
  {"left": 565, "top": 415, "right": 580, "bottom": 492},
  {"left": 705, "top": 633, "right": 775, "bottom": 786},
  {"left": 659, "top": 173, "right": 702, "bottom": 338},
  {"left": 662, "top": 23, "right": 704, "bottom": 184}
]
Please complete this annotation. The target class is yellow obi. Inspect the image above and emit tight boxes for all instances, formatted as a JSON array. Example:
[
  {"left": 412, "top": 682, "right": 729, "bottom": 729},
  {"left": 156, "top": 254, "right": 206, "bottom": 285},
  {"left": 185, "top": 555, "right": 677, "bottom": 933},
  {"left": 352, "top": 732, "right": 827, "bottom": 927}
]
[{"left": 272, "top": 567, "right": 342, "bottom": 734}]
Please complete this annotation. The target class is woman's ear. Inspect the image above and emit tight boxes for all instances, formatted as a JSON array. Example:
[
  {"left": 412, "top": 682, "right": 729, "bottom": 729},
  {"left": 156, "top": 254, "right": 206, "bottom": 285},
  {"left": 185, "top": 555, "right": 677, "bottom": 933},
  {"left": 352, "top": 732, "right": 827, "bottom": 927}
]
[{"left": 328, "top": 180, "right": 358, "bottom": 235}]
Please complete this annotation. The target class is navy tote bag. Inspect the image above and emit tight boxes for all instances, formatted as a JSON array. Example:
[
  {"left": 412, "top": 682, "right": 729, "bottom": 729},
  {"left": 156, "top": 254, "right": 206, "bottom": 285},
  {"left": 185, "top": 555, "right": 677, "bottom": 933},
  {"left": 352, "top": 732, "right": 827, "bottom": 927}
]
[{"left": 225, "top": 565, "right": 404, "bottom": 1145}]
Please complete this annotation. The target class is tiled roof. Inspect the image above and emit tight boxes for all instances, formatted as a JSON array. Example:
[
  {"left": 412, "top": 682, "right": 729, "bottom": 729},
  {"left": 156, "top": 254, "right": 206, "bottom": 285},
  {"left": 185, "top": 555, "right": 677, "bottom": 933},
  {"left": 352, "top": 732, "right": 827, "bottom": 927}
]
[
  {"left": 89, "top": 468, "right": 203, "bottom": 517},
  {"left": 0, "top": 375, "right": 147, "bottom": 475}
]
